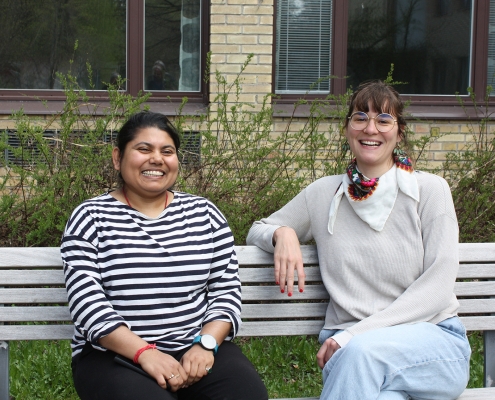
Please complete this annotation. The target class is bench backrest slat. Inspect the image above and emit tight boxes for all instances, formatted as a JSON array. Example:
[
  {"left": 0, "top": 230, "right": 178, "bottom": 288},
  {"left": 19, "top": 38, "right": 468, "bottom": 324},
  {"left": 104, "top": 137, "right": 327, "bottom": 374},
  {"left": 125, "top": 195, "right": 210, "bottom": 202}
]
[
  {"left": 0, "top": 270, "right": 65, "bottom": 285},
  {"left": 0, "top": 288, "right": 68, "bottom": 303},
  {"left": 0, "top": 306, "right": 72, "bottom": 321}
]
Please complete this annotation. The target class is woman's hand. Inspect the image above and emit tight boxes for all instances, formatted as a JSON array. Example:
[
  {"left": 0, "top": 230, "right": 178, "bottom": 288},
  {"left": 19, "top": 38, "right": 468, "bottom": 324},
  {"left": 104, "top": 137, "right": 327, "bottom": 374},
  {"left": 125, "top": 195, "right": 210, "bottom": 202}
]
[
  {"left": 316, "top": 338, "right": 341, "bottom": 369},
  {"left": 99, "top": 325, "right": 188, "bottom": 391},
  {"left": 273, "top": 226, "right": 305, "bottom": 296},
  {"left": 138, "top": 348, "right": 187, "bottom": 391},
  {"left": 180, "top": 345, "right": 215, "bottom": 386}
]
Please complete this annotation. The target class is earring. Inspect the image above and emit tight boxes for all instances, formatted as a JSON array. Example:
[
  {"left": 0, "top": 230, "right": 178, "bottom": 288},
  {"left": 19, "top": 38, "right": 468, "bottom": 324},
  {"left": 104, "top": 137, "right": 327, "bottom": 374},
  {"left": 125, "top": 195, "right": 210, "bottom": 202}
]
[
  {"left": 341, "top": 140, "right": 350, "bottom": 152},
  {"left": 393, "top": 143, "right": 406, "bottom": 157}
]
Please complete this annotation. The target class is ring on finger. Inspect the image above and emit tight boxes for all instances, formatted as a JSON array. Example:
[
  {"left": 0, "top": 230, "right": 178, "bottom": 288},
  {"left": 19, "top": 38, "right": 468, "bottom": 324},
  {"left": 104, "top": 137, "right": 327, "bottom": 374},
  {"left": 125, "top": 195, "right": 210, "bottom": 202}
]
[
  {"left": 168, "top": 374, "right": 175, "bottom": 379},
  {"left": 205, "top": 366, "right": 212, "bottom": 374}
]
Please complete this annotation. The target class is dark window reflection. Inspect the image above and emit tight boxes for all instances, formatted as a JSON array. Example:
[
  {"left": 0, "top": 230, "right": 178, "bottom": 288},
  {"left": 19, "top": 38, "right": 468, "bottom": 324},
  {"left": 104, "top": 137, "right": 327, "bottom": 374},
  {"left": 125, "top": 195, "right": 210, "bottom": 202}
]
[
  {"left": 347, "top": 0, "right": 472, "bottom": 95},
  {"left": 0, "top": 0, "right": 126, "bottom": 90},
  {"left": 145, "top": 0, "right": 201, "bottom": 92}
]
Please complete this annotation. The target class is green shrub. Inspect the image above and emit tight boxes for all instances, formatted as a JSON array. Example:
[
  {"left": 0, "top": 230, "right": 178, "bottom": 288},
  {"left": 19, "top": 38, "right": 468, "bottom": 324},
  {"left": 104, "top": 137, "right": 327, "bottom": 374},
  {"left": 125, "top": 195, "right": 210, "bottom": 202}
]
[
  {"left": 442, "top": 86, "right": 495, "bottom": 243},
  {"left": 0, "top": 68, "right": 149, "bottom": 246}
]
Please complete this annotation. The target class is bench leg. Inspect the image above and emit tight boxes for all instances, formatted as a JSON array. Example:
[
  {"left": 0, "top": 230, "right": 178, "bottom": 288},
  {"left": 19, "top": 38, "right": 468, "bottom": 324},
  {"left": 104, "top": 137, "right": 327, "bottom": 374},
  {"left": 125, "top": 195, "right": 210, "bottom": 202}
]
[
  {"left": 0, "top": 341, "right": 8, "bottom": 400},
  {"left": 484, "top": 331, "right": 495, "bottom": 387}
]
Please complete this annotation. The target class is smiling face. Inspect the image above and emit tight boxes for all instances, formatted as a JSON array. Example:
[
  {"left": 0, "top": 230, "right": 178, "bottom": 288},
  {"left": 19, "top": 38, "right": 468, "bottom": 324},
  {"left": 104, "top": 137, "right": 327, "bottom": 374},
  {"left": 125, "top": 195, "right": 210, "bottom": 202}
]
[
  {"left": 112, "top": 126, "right": 179, "bottom": 199},
  {"left": 345, "top": 102, "right": 400, "bottom": 178},
  {"left": 343, "top": 81, "right": 407, "bottom": 178}
]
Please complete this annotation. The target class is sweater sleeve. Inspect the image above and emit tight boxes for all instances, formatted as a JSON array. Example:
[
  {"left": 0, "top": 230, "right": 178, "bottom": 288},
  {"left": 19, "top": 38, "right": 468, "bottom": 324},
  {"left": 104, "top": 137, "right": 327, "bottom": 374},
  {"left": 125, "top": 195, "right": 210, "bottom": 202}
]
[
  {"left": 61, "top": 207, "right": 130, "bottom": 351},
  {"left": 246, "top": 187, "right": 314, "bottom": 250},
  {"left": 331, "top": 174, "right": 459, "bottom": 348},
  {"left": 202, "top": 201, "right": 242, "bottom": 339}
]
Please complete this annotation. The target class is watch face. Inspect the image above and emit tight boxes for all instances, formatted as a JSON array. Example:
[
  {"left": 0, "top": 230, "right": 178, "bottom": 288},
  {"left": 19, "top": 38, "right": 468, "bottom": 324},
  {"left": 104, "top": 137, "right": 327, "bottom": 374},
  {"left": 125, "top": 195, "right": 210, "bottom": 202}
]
[{"left": 201, "top": 335, "right": 216, "bottom": 350}]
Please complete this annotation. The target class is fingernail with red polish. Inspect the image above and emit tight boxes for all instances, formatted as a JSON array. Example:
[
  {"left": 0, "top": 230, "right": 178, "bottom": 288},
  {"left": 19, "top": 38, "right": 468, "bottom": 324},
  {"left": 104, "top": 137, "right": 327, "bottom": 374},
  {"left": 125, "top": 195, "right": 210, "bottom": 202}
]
[
  {"left": 299, "top": 289, "right": 304, "bottom": 293},
  {"left": 281, "top": 289, "right": 285, "bottom": 293},
  {"left": 288, "top": 292, "right": 293, "bottom": 297},
  {"left": 275, "top": 281, "right": 279, "bottom": 285}
]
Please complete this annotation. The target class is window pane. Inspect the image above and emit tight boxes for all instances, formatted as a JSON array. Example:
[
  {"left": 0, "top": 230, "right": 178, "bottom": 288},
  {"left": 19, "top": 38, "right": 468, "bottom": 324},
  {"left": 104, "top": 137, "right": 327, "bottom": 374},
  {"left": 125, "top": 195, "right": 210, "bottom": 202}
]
[
  {"left": 0, "top": 0, "right": 126, "bottom": 90},
  {"left": 145, "top": 0, "right": 201, "bottom": 92},
  {"left": 275, "top": 0, "right": 332, "bottom": 94},
  {"left": 489, "top": 0, "right": 495, "bottom": 95},
  {"left": 347, "top": 0, "right": 472, "bottom": 95}
]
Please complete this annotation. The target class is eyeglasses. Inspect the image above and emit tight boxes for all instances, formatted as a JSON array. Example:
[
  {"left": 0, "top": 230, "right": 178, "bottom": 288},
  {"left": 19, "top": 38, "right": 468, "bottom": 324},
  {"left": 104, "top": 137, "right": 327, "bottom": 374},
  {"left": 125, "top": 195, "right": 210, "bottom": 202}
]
[{"left": 348, "top": 112, "right": 397, "bottom": 133}]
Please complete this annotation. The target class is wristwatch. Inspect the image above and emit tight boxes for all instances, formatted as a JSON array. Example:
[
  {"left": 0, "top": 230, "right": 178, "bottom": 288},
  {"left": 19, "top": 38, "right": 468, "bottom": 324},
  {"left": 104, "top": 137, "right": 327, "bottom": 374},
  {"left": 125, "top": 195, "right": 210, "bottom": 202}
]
[{"left": 192, "top": 334, "right": 218, "bottom": 354}]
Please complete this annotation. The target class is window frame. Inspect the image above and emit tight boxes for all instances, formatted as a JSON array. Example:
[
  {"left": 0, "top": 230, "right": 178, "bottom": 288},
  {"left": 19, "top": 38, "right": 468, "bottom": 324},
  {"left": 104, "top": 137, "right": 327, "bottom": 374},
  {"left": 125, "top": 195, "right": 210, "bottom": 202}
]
[
  {"left": 272, "top": 0, "right": 495, "bottom": 118},
  {"left": 0, "top": 0, "right": 210, "bottom": 115}
]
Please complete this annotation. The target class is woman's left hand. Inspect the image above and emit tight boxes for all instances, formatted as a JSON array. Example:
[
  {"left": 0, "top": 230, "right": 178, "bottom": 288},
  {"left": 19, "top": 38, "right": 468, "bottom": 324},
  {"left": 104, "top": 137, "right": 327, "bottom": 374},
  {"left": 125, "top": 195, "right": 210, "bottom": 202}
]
[
  {"left": 180, "top": 345, "right": 215, "bottom": 386},
  {"left": 316, "top": 338, "right": 341, "bottom": 369}
]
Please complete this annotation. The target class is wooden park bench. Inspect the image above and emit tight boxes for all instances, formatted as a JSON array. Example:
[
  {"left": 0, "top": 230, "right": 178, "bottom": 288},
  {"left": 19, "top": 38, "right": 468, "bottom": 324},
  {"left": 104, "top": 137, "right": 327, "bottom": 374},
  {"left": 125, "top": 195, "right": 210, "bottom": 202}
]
[{"left": 1, "top": 244, "right": 495, "bottom": 400}]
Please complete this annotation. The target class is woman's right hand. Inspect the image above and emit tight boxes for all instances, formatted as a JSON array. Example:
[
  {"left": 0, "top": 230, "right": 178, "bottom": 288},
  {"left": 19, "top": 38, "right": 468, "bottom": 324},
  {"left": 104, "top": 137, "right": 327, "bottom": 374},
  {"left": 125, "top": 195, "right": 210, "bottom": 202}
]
[
  {"left": 138, "top": 349, "right": 187, "bottom": 391},
  {"left": 273, "top": 226, "right": 305, "bottom": 296}
]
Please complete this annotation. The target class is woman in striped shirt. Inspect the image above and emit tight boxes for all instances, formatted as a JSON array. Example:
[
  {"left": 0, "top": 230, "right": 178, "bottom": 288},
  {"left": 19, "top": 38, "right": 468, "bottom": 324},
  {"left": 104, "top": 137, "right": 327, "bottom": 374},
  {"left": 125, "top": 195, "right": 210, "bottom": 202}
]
[{"left": 61, "top": 111, "right": 267, "bottom": 400}]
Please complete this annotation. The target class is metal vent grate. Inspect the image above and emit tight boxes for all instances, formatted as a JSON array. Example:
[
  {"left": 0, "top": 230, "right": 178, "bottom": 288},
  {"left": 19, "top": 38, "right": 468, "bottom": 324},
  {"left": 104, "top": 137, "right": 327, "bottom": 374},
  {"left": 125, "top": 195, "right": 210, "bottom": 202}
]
[
  {"left": 4, "top": 130, "right": 56, "bottom": 167},
  {"left": 180, "top": 131, "right": 201, "bottom": 165}
]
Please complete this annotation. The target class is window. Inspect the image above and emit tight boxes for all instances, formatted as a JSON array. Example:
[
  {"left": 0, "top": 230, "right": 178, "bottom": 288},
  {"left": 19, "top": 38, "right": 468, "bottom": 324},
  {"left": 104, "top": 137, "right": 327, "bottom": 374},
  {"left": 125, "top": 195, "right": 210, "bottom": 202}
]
[
  {"left": 276, "top": 0, "right": 332, "bottom": 93},
  {"left": 275, "top": 0, "right": 494, "bottom": 108},
  {"left": 145, "top": 0, "right": 202, "bottom": 92},
  {"left": 0, "top": 0, "right": 208, "bottom": 113},
  {"left": 0, "top": 0, "right": 126, "bottom": 91}
]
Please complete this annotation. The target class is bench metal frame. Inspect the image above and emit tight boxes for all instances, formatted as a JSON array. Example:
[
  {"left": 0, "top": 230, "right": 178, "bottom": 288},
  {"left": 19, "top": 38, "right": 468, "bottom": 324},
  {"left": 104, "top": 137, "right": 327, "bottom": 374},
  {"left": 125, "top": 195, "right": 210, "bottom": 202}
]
[{"left": 1, "top": 244, "right": 495, "bottom": 399}]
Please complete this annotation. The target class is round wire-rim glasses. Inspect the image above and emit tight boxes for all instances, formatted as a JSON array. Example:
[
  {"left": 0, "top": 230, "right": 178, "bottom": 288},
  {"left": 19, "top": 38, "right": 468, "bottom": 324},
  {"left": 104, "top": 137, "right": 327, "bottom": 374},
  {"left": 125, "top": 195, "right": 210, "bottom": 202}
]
[{"left": 348, "top": 112, "right": 397, "bottom": 133}]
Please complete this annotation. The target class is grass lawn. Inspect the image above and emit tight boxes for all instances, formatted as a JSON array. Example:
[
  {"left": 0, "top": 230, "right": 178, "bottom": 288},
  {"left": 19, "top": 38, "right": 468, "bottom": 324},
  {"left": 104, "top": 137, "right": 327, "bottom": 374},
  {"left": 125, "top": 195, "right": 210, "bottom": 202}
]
[{"left": 9, "top": 333, "right": 483, "bottom": 399}]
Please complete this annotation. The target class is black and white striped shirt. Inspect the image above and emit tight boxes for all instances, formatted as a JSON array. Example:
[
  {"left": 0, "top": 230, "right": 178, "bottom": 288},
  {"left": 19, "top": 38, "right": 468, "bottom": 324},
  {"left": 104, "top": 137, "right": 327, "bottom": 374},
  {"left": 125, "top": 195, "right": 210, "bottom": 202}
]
[{"left": 61, "top": 191, "right": 241, "bottom": 357}]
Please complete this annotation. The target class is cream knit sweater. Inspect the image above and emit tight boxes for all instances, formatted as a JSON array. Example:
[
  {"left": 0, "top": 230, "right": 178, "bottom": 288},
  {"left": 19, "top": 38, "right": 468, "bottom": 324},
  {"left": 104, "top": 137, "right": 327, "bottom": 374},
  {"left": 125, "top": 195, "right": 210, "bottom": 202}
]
[{"left": 246, "top": 171, "right": 460, "bottom": 347}]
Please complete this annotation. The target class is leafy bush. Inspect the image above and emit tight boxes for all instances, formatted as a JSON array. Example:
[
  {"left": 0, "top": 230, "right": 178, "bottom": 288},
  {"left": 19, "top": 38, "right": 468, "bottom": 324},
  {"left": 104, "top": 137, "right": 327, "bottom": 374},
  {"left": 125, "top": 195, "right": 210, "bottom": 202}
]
[
  {"left": 0, "top": 55, "right": 355, "bottom": 246},
  {"left": 442, "top": 86, "right": 495, "bottom": 243},
  {"left": 0, "top": 69, "right": 149, "bottom": 246},
  {"left": 174, "top": 55, "right": 352, "bottom": 243}
]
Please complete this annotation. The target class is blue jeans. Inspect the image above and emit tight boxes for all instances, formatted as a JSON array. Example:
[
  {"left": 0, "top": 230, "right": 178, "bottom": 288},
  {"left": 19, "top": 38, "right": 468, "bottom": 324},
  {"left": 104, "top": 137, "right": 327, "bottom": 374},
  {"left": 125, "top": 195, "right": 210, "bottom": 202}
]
[{"left": 318, "top": 317, "right": 471, "bottom": 400}]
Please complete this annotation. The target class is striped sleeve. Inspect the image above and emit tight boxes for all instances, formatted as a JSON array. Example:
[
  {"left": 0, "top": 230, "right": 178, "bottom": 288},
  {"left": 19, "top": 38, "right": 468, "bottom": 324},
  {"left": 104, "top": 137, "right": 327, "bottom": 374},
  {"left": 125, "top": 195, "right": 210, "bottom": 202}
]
[
  {"left": 62, "top": 204, "right": 131, "bottom": 352},
  {"left": 203, "top": 201, "right": 242, "bottom": 338}
]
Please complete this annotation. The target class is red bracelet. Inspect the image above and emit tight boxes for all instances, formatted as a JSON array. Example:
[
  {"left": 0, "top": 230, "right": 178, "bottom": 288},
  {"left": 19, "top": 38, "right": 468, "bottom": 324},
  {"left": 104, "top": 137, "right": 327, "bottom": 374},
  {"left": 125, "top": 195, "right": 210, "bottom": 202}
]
[{"left": 133, "top": 343, "right": 156, "bottom": 364}]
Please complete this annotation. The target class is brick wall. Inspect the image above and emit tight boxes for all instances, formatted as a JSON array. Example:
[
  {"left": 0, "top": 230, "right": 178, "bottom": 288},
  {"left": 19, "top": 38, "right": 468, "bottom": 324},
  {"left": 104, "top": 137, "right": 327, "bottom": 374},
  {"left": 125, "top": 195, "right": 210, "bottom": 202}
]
[{"left": 210, "top": 0, "right": 273, "bottom": 107}]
